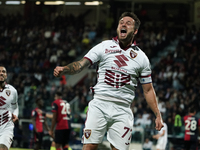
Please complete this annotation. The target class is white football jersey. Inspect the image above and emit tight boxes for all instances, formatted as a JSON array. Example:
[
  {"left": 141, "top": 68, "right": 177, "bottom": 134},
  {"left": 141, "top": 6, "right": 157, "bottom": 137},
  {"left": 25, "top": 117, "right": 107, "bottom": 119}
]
[
  {"left": 0, "top": 84, "right": 18, "bottom": 130},
  {"left": 84, "top": 37, "right": 152, "bottom": 105},
  {"left": 156, "top": 122, "right": 168, "bottom": 149}
]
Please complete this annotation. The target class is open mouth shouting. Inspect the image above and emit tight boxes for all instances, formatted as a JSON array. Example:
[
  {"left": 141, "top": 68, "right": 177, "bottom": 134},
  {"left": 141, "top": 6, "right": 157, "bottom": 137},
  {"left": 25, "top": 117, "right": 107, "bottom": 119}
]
[{"left": 120, "top": 28, "right": 127, "bottom": 37}]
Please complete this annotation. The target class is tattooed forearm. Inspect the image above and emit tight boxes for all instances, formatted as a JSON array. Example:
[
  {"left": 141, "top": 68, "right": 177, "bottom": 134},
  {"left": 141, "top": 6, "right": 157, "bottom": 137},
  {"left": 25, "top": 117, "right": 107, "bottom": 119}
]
[
  {"left": 63, "top": 62, "right": 83, "bottom": 74},
  {"left": 63, "top": 58, "right": 90, "bottom": 75}
]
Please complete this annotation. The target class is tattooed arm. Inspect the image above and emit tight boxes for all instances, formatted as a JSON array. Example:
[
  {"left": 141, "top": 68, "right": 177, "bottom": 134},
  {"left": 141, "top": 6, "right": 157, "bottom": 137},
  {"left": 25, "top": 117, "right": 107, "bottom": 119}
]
[{"left": 53, "top": 58, "right": 91, "bottom": 77}]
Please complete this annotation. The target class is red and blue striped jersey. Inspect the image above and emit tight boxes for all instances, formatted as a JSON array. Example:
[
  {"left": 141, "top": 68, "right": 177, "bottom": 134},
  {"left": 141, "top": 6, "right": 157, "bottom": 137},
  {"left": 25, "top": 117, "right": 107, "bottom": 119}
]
[
  {"left": 51, "top": 99, "right": 71, "bottom": 130},
  {"left": 184, "top": 115, "right": 200, "bottom": 141}
]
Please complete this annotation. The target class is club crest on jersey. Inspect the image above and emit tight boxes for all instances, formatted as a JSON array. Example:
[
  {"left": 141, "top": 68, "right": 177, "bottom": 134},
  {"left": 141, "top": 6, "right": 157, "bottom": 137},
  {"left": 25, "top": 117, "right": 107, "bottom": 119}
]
[
  {"left": 6, "top": 90, "right": 11, "bottom": 96},
  {"left": 130, "top": 50, "right": 137, "bottom": 59},
  {"left": 84, "top": 129, "right": 91, "bottom": 139}
]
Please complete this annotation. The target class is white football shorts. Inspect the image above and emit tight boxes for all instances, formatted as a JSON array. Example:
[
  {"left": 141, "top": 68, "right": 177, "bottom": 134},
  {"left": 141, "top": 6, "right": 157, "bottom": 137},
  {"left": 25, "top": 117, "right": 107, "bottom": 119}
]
[
  {"left": 0, "top": 126, "right": 14, "bottom": 149},
  {"left": 156, "top": 139, "right": 167, "bottom": 150},
  {"left": 82, "top": 98, "right": 134, "bottom": 150}
]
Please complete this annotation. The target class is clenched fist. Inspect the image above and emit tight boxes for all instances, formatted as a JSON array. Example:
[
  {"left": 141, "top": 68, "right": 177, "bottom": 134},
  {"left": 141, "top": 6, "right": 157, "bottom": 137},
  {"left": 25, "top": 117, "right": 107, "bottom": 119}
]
[{"left": 54, "top": 66, "right": 64, "bottom": 77}]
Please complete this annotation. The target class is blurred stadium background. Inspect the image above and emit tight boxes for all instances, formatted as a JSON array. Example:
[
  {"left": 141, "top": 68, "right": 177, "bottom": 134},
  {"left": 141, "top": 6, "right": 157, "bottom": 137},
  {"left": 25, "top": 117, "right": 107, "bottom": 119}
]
[{"left": 0, "top": 0, "right": 200, "bottom": 149}]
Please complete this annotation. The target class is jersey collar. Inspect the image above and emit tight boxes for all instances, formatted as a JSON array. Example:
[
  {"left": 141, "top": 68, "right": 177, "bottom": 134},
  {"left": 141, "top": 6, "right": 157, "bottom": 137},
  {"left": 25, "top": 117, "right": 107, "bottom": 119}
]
[
  {"left": 0, "top": 83, "right": 8, "bottom": 92},
  {"left": 112, "top": 36, "right": 137, "bottom": 50}
]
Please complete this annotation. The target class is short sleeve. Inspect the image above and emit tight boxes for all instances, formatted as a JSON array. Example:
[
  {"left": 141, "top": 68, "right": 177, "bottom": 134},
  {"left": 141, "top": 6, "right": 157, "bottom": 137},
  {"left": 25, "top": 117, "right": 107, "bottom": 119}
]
[
  {"left": 84, "top": 42, "right": 103, "bottom": 65},
  {"left": 10, "top": 88, "right": 18, "bottom": 105},
  {"left": 139, "top": 55, "right": 152, "bottom": 84},
  {"left": 31, "top": 110, "right": 36, "bottom": 117},
  {"left": 52, "top": 102, "right": 58, "bottom": 112}
]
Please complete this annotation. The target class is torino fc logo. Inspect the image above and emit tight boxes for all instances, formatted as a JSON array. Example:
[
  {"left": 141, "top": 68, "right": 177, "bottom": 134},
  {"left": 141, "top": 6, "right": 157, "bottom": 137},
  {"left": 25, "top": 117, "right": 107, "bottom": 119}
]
[
  {"left": 6, "top": 90, "right": 11, "bottom": 96},
  {"left": 84, "top": 129, "right": 91, "bottom": 139},
  {"left": 130, "top": 50, "right": 137, "bottom": 59}
]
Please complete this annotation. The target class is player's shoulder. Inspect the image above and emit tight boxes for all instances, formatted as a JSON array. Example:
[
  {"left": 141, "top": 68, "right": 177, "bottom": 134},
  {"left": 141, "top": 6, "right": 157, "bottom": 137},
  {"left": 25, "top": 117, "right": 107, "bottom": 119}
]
[
  {"left": 101, "top": 39, "right": 116, "bottom": 45},
  {"left": 130, "top": 45, "right": 150, "bottom": 65},
  {"left": 52, "top": 99, "right": 58, "bottom": 104},
  {"left": 184, "top": 115, "right": 191, "bottom": 120},
  {"left": 53, "top": 99, "right": 64, "bottom": 105},
  {"left": 131, "top": 45, "right": 147, "bottom": 56},
  {"left": 5, "top": 84, "right": 17, "bottom": 92}
]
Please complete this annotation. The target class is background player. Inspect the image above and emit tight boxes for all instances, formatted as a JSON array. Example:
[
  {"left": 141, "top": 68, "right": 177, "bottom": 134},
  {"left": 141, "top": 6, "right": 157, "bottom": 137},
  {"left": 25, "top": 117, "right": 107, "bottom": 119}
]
[
  {"left": 152, "top": 122, "right": 168, "bottom": 150},
  {"left": 31, "top": 97, "right": 50, "bottom": 150},
  {"left": 0, "top": 65, "right": 19, "bottom": 150},
  {"left": 53, "top": 12, "right": 163, "bottom": 150},
  {"left": 183, "top": 105, "right": 200, "bottom": 150},
  {"left": 49, "top": 91, "right": 71, "bottom": 150}
]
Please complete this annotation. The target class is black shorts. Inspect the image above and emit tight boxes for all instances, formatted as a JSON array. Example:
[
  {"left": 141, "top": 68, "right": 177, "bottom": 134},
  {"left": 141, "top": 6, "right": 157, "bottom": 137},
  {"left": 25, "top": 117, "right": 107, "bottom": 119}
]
[
  {"left": 34, "top": 131, "right": 43, "bottom": 144},
  {"left": 55, "top": 129, "right": 71, "bottom": 145},
  {"left": 184, "top": 140, "right": 198, "bottom": 150}
]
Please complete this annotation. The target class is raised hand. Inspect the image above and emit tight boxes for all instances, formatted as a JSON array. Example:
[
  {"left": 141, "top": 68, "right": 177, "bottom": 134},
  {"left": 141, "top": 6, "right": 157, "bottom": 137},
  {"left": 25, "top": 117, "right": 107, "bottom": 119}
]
[{"left": 53, "top": 66, "right": 64, "bottom": 77}]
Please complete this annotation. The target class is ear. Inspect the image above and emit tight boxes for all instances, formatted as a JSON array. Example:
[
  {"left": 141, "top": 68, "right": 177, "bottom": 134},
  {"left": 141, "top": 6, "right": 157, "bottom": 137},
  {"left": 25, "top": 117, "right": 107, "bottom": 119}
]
[{"left": 134, "top": 29, "right": 138, "bottom": 35}]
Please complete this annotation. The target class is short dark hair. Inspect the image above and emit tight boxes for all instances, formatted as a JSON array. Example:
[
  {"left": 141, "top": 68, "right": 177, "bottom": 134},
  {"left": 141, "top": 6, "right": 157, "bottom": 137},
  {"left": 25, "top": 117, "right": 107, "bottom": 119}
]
[
  {"left": 119, "top": 12, "right": 141, "bottom": 30},
  {"left": 188, "top": 105, "right": 196, "bottom": 113},
  {"left": 55, "top": 91, "right": 62, "bottom": 97}
]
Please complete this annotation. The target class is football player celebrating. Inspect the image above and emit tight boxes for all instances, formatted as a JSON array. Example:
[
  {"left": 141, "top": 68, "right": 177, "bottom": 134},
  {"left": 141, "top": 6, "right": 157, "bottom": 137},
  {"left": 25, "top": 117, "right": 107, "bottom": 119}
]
[
  {"left": 54, "top": 12, "right": 163, "bottom": 150},
  {"left": 0, "top": 65, "right": 19, "bottom": 150}
]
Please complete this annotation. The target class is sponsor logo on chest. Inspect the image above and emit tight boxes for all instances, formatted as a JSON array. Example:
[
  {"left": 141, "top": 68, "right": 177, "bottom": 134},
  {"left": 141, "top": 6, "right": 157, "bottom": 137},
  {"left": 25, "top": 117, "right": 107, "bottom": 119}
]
[{"left": 105, "top": 49, "right": 122, "bottom": 54}]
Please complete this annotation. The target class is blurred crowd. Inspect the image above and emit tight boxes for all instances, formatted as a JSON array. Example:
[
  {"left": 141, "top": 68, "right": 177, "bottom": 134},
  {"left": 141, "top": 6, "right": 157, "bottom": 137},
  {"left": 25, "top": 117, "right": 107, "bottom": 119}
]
[
  {"left": 0, "top": 11, "right": 200, "bottom": 148},
  {"left": 132, "top": 23, "right": 200, "bottom": 147},
  {"left": 0, "top": 12, "right": 101, "bottom": 112}
]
